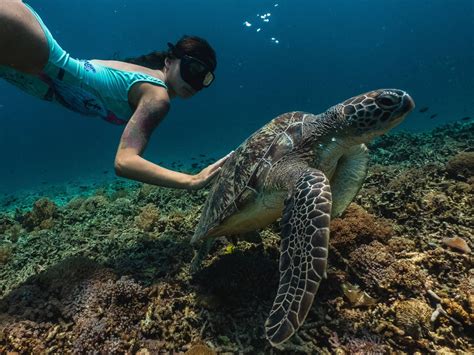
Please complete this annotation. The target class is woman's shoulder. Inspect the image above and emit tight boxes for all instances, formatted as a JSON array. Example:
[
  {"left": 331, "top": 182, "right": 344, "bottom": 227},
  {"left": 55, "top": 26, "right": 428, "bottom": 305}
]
[
  {"left": 129, "top": 79, "right": 170, "bottom": 110},
  {"left": 91, "top": 59, "right": 165, "bottom": 80}
]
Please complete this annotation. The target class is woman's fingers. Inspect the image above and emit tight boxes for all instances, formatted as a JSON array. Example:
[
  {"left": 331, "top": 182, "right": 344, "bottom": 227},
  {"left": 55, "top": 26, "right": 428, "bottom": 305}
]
[
  {"left": 215, "top": 150, "right": 234, "bottom": 167},
  {"left": 192, "top": 151, "right": 234, "bottom": 190}
]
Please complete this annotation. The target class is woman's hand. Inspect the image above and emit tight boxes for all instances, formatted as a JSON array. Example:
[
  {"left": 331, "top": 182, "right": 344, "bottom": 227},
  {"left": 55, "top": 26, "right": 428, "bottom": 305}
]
[{"left": 189, "top": 151, "right": 234, "bottom": 190}]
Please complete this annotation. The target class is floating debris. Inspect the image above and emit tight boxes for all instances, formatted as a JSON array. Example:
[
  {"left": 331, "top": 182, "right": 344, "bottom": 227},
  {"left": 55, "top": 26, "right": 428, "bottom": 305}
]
[
  {"left": 419, "top": 107, "right": 429, "bottom": 113},
  {"left": 442, "top": 236, "right": 471, "bottom": 253},
  {"left": 341, "top": 282, "right": 376, "bottom": 307},
  {"left": 243, "top": 21, "right": 252, "bottom": 27}
]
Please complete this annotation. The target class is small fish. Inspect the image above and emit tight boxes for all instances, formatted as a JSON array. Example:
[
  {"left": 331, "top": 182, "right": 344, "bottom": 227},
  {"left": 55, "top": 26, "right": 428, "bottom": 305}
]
[
  {"left": 103, "top": 170, "right": 109, "bottom": 174},
  {"left": 199, "top": 154, "right": 206, "bottom": 157},
  {"left": 419, "top": 107, "right": 429, "bottom": 113},
  {"left": 429, "top": 114, "right": 438, "bottom": 119},
  {"left": 461, "top": 116, "right": 471, "bottom": 121},
  {"left": 191, "top": 163, "right": 198, "bottom": 168}
]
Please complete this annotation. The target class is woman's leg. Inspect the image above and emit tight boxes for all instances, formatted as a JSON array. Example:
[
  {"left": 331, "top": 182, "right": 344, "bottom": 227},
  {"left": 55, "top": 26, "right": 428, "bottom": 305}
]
[{"left": 0, "top": 0, "right": 49, "bottom": 74}]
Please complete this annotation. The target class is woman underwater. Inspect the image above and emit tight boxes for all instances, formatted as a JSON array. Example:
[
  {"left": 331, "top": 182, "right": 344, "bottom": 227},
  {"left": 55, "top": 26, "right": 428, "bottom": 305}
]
[{"left": 0, "top": 0, "right": 231, "bottom": 189}]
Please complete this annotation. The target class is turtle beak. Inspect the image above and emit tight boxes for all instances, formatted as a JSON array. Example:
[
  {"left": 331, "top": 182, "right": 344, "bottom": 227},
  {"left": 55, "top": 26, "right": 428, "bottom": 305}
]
[{"left": 402, "top": 94, "right": 415, "bottom": 113}]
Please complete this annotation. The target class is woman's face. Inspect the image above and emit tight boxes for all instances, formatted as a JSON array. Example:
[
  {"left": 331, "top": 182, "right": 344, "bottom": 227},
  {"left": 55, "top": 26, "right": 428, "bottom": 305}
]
[{"left": 165, "top": 58, "right": 197, "bottom": 99}]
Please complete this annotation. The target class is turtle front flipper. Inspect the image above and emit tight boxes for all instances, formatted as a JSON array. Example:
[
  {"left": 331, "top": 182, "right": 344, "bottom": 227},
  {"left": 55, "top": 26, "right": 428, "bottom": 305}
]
[
  {"left": 265, "top": 169, "right": 332, "bottom": 346},
  {"left": 330, "top": 143, "right": 369, "bottom": 217}
]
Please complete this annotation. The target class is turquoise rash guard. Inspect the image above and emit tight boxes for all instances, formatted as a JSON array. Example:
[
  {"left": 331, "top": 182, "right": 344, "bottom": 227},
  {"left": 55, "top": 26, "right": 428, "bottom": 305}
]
[{"left": 0, "top": 3, "right": 168, "bottom": 125}]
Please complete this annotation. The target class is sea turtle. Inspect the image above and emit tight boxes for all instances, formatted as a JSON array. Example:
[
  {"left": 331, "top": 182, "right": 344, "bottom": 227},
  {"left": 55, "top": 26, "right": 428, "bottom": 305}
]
[{"left": 191, "top": 89, "right": 415, "bottom": 346}]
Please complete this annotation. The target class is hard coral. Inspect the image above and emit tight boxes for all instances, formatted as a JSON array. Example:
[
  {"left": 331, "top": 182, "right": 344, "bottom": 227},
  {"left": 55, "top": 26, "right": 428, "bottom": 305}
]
[
  {"left": 185, "top": 344, "right": 217, "bottom": 355},
  {"left": 330, "top": 203, "right": 394, "bottom": 256},
  {"left": 2, "top": 320, "right": 52, "bottom": 353},
  {"left": 382, "top": 259, "right": 427, "bottom": 295},
  {"left": 348, "top": 241, "right": 426, "bottom": 296},
  {"left": 21, "top": 198, "right": 57, "bottom": 231},
  {"left": 64, "top": 270, "right": 148, "bottom": 353},
  {"left": 0, "top": 241, "right": 13, "bottom": 265},
  {"left": 80, "top": 195, "right": 109, "bottom": 213},
  {"left": 329, "top": 331, "right": 388, "bottom": 354},
  {"left": 392, "top": 299, "right": 432, "bottom": 339},
  {"left": 387, "top": 236, "right": 416, "bottom": 254},
  {"left": 348, "top": 241, "right": 393, "bottom": 294},
  {"left": 135, "top": 203, "right": 161, "bottom": 232},
  {"left": 0, "top": 216, "right": 14, "bottom": 234},
  {"left": 446, "top": 151, "right": 474, "bottom": 180}
]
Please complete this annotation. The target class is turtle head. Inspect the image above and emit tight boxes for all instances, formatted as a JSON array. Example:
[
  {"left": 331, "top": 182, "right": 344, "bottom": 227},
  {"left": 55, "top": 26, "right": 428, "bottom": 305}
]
[{"left": 335, "top": 89, "right": 415, "bottom": 142}]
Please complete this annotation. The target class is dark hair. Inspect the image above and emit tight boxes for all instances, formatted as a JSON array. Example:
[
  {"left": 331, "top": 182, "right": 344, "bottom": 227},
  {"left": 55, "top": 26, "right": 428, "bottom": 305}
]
[{"left": 125, "top": 35, "right": 217, "bottom": 71}]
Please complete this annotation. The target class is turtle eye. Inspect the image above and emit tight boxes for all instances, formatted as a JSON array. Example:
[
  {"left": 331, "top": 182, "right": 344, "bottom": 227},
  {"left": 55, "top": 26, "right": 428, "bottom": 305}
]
[{"left": 376, "top": 93, "right": 400, "bottom": 109}]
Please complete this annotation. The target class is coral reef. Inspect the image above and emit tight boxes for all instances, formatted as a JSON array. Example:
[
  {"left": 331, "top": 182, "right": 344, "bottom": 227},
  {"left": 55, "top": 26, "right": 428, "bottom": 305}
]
[{"left": 0, "top": 121, "right": 473, "bottom": 353}]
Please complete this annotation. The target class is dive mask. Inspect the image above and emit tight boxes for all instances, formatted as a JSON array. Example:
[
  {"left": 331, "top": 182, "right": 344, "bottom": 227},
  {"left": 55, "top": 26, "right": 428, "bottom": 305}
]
[{"left": 167, "top": 42, "right": 215, "bottom": 91}]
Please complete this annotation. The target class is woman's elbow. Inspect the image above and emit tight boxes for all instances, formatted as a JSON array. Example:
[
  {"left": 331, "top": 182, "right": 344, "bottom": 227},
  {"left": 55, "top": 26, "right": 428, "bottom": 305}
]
[{"left": 114, "top": 156, "right": 131, "bottom": 177}]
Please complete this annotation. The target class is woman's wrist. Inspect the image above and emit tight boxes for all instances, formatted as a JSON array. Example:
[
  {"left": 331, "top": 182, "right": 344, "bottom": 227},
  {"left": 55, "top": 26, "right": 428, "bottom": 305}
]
[{"left": 185, "top": 174, "right": 200, "bottom": 190}]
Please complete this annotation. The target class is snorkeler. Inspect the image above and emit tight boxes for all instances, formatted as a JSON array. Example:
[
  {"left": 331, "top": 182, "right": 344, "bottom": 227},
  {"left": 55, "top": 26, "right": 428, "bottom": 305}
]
[{"left": 0, "top": 0, "right": 231, "bottom": 189}]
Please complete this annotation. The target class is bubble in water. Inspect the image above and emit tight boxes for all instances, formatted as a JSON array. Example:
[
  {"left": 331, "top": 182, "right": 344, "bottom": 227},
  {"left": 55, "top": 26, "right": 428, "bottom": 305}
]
[{"left": 243, "top": 4, "right": 281, "bottom": 44}]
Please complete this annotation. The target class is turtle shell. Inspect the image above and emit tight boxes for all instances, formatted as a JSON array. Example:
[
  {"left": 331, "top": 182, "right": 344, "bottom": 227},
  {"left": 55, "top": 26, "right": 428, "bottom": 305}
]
[{"left": 192, "top": 111, "right": 309, "bottom": 242}]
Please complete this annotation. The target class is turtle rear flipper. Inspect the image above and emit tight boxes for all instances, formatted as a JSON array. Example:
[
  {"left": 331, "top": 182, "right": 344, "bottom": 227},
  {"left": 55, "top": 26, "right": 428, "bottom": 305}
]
[{"left": 265, "top": 169, "right": 332, "bottom": 346}]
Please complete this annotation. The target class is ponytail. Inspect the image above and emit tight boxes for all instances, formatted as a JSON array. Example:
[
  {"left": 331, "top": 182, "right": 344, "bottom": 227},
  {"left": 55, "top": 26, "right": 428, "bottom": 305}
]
[{"left": 124, "top": 50, "right": 169, "bottom": 70}]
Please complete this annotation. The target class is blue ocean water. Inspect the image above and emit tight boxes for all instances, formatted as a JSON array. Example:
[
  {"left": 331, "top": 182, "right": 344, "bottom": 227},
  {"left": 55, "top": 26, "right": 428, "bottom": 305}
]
[{"left": 0, "top": 0, "right": 473, "bottom": 194}]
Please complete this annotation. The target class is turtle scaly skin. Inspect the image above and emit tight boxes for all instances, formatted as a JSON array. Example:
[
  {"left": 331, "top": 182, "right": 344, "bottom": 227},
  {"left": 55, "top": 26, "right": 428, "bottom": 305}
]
[{"left": 192, "top": 89, "right": 415, "bottom": 346}]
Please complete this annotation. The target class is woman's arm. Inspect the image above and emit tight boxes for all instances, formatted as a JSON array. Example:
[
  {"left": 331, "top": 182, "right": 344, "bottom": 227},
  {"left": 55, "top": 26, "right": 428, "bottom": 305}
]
[{"left": 114, "top": 85, "right": 229, "bottom": 189}]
